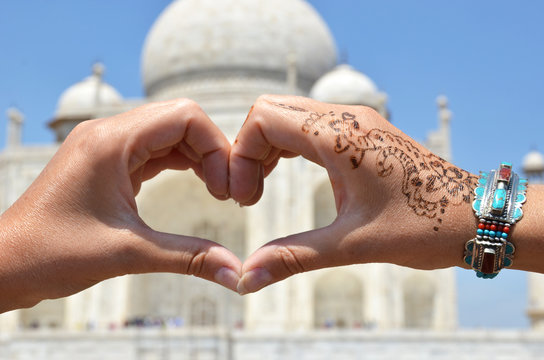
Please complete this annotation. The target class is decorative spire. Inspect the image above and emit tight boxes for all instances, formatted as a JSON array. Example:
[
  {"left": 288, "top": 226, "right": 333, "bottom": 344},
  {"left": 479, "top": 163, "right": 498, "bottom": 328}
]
[
  {"left": 92, "top": 62, "right": 105, "bottom": 80},
  {"left": 423, "top": 95, "right": 452, "bottom": 161},
  {"left": 92, "top": 62, "right": 105, "bottom": 108},
  {"left": 436, "top": 95, "right": 451, "bottom": 126},
  {"left": 436, "top": 95, "right": 452, "bottom": 161},
  {"left": 286, "top": 53, "right": 297, "bottom": 95},
  {"left": 6, "top": 107, "right": 24, "bottom": 148},
  {"left": 339, "top": 48, "right": 349, "bottom": 65}
]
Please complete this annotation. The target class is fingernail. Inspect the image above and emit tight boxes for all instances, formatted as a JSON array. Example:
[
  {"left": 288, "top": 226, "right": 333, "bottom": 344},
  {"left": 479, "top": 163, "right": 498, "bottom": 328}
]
[
  {"left": 214, "top": 267, "right": 240, "bottom": 292},
  {"left": 237, "top": 268, "right": 272, "bottom": 295}
]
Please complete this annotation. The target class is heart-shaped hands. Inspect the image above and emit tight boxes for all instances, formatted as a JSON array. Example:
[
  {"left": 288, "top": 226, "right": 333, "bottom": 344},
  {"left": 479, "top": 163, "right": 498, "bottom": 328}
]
[{"left": 0, "top": 95, "right": 480, "bottom": 312}]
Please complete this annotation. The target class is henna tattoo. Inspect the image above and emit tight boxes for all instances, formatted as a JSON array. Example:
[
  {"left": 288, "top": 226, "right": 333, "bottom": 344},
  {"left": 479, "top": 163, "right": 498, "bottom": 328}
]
[
  {"left": 272, "top": 102, "right": 477, "bottom": 230},
  {"left": 302, "top": 112, "right": 326, "bottom": 134},
  {"left": 273, "top": 103, "right": 309, "bottom": 113}
]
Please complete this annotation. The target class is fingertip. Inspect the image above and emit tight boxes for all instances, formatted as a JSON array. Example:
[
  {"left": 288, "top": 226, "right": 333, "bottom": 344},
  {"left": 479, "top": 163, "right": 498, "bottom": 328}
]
[
  {"left": 237, "top": 267, "right": 273, "bottom": 295},
  {"left": 215, "top": 267, "right": 241, "bottom": 292},
  {"left": 240, "top": 165, "right": 264, "bottom": 206},
  {"left": 202, "top": 148, "right": 230, "bottom": 198},
  {"left": 229, "top": 155, "right": 264, "bottom": 205},
  {"left": 209, "top": 190, "right": 230, "bottom": 201}
]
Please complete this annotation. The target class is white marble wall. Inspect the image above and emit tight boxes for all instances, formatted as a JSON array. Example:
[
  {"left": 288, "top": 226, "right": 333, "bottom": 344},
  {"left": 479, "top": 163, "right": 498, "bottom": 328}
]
[{"left": 1, "top": 329, "right": 542, "bottom": 360}]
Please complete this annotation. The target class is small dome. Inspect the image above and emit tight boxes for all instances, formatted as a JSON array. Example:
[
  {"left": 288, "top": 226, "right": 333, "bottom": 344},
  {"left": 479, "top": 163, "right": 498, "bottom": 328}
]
[
  {"left": 523, "top": 150, "right": 544, "bottom": 174},
  {"left": 141, "top": 0, "right": 337, "bottom": 98},
  {"left": 310, "top": 64, "right": 387, "bottom": 111},
  {"left": 55, "top": 63, "right": 123, "bottom": 119}
]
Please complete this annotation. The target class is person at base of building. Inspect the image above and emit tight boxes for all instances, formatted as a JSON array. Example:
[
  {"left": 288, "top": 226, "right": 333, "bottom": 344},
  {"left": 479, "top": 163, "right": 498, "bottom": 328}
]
[{"left": 0, "top": 95, "right": 542, "bottom": 312}]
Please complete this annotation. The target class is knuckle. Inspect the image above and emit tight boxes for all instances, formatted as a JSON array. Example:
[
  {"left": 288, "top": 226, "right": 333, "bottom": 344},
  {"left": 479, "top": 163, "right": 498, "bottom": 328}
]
[
  {"left": 185, "top": 247, "right": 209, "bottom": 277},
  {"left": 358, "top": 104, "right": 381, "bottom": 119},
  {"left": 127, "top": 143, "right": 151, "bottom": 172},
  {"left": 64, "top": 119, "right": 111, "bottom": 157},
  {"left": 275, "top": 245, "right": 305, "bottom": 276},
  {"left": 255, "top": 94, "right": 273, "bottom": 104},
  {"left": 174, "top": 98, "right": 202, "bottom": 116},
  {"left": 66, "top": 119, "right": 96, "bottom": 142},
  {"left": 179, "top": 97, "right": 200, "bottom": 109},
  {"left": 254, "top": 94, "right": 276, "bottom": 112},
  {"left": 69, "top": 119, "right": 91, "bottom": 136}
]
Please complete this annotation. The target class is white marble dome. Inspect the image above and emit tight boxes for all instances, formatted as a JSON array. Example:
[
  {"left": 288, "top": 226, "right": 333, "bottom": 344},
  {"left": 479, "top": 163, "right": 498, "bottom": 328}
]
[
  {"left": 141, "top": 0, "right": 337, "bottom": 98},
  {"left": 310, "top": 64, "right": 386, "bottom": 107},
  {"left": 55, "top": 64, "right": 123, "bottom": 119},
  {"left": 523, "top": 150, "right": 544, "bottom": 174}
]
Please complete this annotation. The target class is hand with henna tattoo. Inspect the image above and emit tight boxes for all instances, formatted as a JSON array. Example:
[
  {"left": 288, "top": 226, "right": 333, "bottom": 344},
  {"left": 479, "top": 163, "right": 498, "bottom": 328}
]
[{"left": 230, "top": 94, "right": 544, "bottom": 294}]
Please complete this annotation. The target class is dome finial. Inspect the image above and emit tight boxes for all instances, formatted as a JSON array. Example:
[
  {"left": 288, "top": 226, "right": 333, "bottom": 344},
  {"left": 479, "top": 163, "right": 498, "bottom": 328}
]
[
  {"left": 92, "top": 62, "right": 105, "bottom": 79},
  {"left": 339, "top": 48, "right": 349, "bottom": 65},
  {"left": 286, "top": 52, "right": 298, "bottom": 95}
]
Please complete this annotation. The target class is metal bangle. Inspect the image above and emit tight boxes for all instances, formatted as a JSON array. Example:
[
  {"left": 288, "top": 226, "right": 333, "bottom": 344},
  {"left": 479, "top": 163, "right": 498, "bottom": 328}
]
[{"left": 463, "top": 162, "right": 527, "bottom": 279}]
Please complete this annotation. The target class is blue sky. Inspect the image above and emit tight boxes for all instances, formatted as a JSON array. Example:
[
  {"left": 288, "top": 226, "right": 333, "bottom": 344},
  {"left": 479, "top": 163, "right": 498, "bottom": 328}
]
[{"left": 2, "top": 0, "right": 543, "bottom": 328}]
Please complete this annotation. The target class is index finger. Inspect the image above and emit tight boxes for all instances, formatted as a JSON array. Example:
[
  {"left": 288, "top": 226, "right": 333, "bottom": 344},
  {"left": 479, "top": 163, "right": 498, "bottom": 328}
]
[
  {"left": 118, "top": 99, "right": 231, "bottom": 198},
  {"left": 230, "top": 95, "right": 327, "bottom": 205}
]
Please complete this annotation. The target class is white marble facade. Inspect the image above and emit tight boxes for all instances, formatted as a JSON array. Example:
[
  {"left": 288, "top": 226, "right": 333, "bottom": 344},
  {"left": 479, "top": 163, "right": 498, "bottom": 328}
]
[{"left": 0, "top": 0, "right": 508, "bottom": 358}]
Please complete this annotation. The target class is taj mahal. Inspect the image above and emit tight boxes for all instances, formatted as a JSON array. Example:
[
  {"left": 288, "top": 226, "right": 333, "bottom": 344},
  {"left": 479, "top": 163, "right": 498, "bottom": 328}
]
[{"left": 2, "top": 1, "right": 544, "bottom": 359}]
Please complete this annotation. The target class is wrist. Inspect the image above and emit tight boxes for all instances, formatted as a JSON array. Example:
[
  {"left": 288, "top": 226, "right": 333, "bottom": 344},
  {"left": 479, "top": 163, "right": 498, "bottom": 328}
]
[
  {"left": 440, "top": 194, "right": 478, "bottom": 269},
  {"left": 463, "top": 164, "right": 530, "bottom": 277},
  {"left": 507, "top": 184, "right": 544, "bottom": 272}
]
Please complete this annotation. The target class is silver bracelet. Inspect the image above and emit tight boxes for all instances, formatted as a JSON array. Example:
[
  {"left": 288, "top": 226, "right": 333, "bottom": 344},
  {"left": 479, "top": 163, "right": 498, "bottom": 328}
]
[{"left": 463, "top": 162, "right": 527, "bottom": 278}]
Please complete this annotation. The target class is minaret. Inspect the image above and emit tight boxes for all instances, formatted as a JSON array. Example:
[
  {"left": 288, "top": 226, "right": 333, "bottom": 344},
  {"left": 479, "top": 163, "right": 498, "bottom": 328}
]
[
  {"left": 437, "top": 95, "right": 452, "bottom": 159},
  {"left": 522, "top": 149, "right": 544, "bottom": 329},
  {"left": 423, "top": 96, "right": 452, "bottom": 161},
  {"left": 6, "top": 107, "right": 24, "bottom": 148}
]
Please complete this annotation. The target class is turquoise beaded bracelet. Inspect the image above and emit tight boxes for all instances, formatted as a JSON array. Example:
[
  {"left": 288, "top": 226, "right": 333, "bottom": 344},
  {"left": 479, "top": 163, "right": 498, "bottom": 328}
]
[{"left": 463, "top": 162, "right": 527, "bottom": 278}]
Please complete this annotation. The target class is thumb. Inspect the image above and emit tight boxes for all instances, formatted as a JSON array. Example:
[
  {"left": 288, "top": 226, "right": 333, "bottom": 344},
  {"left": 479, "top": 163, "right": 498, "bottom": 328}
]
[
  {"left": 237, "top": 221, "right": 370, "bottom": 295},
  {"left": 126, "top": 227, "right": 243, "bottom": 292}
]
